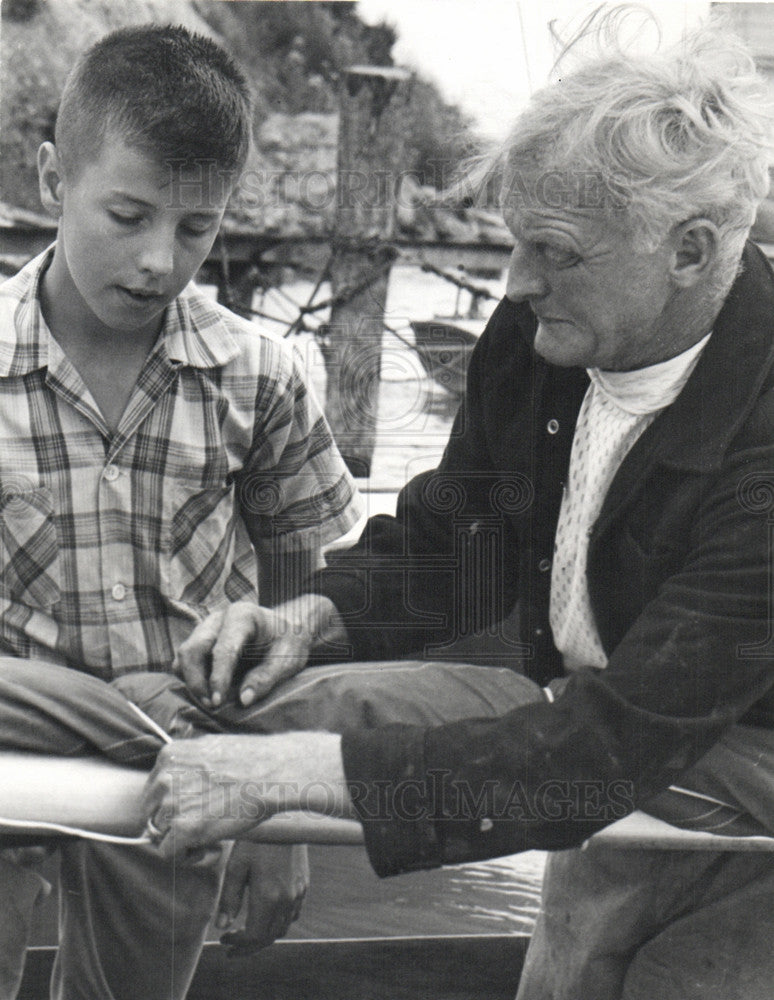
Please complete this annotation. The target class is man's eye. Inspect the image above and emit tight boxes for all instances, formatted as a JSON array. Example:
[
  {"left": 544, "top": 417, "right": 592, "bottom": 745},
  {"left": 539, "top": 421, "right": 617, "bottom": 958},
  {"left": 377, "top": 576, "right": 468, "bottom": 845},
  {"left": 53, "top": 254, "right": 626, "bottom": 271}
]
[{"left": 539, "top": 244, "right": 580, "bottom": 269}]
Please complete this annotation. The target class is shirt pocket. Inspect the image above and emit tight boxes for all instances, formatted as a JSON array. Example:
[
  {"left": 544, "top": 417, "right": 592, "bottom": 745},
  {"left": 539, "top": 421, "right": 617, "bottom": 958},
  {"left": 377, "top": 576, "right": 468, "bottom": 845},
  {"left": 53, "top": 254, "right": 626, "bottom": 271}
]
[
  {"left": 0, "top": 485, "right": 61, "bottom": 608},
  {"left": 161, "top": 477, "right": 237, "bottom": 607}
]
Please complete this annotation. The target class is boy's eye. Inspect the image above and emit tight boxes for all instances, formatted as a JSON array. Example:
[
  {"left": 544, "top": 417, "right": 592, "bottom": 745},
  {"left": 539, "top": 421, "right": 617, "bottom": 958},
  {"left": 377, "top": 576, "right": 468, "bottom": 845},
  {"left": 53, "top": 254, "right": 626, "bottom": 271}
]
[
  {"left": 109, "top": 210, "right": 143, "bottom": 226},
  {"left": 181, "top": 222, "right": 215, "bottom": 237}
]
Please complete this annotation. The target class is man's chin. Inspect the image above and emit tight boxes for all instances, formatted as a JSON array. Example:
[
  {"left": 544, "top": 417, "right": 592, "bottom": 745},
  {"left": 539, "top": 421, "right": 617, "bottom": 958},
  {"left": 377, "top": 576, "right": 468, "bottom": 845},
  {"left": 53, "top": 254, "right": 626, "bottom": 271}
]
[{"left": 533, "top": 325, "right": 590, "bottom": 368}]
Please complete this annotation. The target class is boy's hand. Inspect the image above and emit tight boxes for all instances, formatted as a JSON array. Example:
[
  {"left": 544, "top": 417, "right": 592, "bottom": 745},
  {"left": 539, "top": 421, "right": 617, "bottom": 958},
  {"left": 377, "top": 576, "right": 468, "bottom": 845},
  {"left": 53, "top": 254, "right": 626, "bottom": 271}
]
[
  {"left": 216, "top": 842, "right": 309, "bottom": 957},
  {"left": 173, "top": 594, "right": 347, "bottom": 708}
]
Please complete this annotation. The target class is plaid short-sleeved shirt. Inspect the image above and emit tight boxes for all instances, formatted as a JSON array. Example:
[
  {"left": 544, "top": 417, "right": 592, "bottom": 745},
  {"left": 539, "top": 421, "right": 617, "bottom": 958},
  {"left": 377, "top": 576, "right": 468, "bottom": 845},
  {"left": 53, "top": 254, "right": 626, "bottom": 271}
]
[{"left": 0, "top": 249, "right": 362, "bottom": 678}]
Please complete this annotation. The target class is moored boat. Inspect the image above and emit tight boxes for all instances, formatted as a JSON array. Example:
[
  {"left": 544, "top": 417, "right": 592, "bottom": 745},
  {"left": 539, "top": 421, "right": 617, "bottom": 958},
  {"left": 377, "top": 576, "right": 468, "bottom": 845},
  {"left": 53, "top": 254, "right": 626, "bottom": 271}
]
[{"left": 409, "top": 320, "right": 482, "bottom": 399}]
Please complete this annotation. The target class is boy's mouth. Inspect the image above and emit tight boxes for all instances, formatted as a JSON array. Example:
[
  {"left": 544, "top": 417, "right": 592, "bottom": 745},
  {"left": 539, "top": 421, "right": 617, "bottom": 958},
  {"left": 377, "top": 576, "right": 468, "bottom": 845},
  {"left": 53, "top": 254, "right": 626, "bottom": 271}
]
[{"left": 118, "top": 286, "right": 166, "bottom": 306}]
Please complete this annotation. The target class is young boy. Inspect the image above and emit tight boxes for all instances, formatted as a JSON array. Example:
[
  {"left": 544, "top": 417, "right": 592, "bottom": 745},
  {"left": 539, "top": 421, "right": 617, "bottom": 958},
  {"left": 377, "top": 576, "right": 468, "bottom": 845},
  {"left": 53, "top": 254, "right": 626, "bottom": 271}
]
[{"left": 0, "top": 24, "right": 362, "bottom": 999}]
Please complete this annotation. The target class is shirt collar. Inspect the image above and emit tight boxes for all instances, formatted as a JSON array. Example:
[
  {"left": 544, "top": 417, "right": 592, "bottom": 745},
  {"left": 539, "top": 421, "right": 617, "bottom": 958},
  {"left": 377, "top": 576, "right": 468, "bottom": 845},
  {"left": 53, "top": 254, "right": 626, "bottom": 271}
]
[
  {"left": 0, "top": 245, "right": 55, "bottom": 377},
  {"left": 158, "top": 286, "right": 241, "bottom": 369},
  {"left": 0, "top": 247, "right": 241, "bottom": 376},
  {"left": 588, "top": 331, "right": 712, "bottom": 417}
]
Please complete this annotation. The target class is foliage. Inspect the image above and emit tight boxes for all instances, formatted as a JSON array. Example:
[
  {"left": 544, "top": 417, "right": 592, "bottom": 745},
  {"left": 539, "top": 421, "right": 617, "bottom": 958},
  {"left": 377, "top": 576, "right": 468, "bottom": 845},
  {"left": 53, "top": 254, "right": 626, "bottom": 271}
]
[
  {"left": 2, "top": 0, "right": 479, "bottom": 213},
  {"left": 193, "top": 1, "right": 479, "bottom": 182},
  {"left": 403, "top": 78, "right": 479, "bottom": 189}
]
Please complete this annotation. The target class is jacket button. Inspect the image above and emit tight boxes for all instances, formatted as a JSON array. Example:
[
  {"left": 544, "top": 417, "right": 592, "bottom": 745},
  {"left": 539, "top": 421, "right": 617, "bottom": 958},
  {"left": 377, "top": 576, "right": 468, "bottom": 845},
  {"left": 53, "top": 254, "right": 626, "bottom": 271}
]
[{"left": 547, "top": 419, "right": 560, "bottom": 435}]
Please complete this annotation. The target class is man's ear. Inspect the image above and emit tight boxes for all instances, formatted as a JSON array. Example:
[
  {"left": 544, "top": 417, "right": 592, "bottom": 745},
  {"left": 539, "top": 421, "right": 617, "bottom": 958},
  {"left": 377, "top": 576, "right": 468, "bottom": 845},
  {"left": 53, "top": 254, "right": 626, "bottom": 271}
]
[
  {"left": 670, "top": 218, "right": 720, "bottom": 288},
  {"left": 37, "top": 142, "right": 65, "bottom": 219}
]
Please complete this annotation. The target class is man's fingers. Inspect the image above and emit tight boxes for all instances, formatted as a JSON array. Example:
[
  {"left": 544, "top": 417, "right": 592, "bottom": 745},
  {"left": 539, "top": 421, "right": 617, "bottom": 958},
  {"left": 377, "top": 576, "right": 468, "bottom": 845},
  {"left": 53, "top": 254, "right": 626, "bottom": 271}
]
[
  {"left": 175, "top": 601, "right": 269, "bottom": 708},
  {"left": 237, "top": 637, "right": 305, "bottom": 706},
  {"left": 142, "top": 749, "right": 209, "bottom": 859},
  {"left": 208, "top": 603, "right": 268, "bottom": 707},
  {"left": 175, "top": 596, "right": 330, "bottom": 707},
  {"left": 173, "top": 608, "right": 226, "bottom": 704}
]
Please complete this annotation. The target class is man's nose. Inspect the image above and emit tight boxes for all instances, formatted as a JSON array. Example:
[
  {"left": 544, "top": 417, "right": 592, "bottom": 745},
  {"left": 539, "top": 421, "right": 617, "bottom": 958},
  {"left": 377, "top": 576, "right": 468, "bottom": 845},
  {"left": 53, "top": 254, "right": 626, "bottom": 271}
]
[
  {"left": 505, "top": 243, "right": 548, "bottom": 302},
  {"left": 137, "top": 229, "right": 175, "bottom": 276}
]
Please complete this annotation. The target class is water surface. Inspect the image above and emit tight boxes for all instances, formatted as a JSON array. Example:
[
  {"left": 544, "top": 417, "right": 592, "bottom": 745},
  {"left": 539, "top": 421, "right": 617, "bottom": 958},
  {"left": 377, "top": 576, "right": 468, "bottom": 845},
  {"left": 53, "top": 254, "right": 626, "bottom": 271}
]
[{"left": 289, "top": 846, "right": 544, "bottom": 940}]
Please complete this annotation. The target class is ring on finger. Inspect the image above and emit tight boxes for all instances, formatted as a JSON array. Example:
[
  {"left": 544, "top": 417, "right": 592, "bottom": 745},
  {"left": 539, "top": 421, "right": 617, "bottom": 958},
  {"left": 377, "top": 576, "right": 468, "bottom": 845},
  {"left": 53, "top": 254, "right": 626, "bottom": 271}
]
[{"left": 145, "top": 817, "right": 166, "bottom": 843}]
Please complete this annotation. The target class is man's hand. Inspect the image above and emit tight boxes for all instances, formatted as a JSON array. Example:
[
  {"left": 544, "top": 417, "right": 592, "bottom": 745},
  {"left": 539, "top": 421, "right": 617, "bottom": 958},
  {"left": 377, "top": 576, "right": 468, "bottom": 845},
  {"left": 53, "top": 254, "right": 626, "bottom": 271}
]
[
  {"left": 216, "top": 842, "right": 310, "bottom": 957},
  {"left": 173, "top": 594, "right": 347, "bottom": 709},
  {"left": 142, "top": 731, "right": 351, "bottom": 857}
]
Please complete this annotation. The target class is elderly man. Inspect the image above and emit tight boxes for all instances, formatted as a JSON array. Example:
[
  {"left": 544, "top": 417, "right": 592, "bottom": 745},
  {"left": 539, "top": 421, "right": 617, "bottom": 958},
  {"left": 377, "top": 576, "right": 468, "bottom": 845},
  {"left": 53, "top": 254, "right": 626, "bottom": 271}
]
[{"left": 145, "top": 20, "right": 774, "bottom": 1000}]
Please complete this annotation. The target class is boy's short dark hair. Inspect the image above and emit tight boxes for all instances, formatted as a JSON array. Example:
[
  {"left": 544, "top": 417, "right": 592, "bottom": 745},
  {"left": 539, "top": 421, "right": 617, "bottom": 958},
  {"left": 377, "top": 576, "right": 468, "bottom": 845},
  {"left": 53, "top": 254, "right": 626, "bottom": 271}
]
[{"left": 55, "top": 24, "right": 252, "bottom": 179}]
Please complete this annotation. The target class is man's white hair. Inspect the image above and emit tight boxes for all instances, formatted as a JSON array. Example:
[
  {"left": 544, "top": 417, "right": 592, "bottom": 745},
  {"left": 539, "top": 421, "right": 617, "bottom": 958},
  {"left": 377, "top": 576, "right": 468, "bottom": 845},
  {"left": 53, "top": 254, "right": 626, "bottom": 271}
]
[{"left": 494, "top": 9, "right": 774, "bottom": 281}]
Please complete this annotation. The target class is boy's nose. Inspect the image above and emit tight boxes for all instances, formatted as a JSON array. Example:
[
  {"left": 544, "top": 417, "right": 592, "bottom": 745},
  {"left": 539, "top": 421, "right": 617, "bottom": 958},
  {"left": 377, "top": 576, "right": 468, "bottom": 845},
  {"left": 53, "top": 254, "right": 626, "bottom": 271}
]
[
  {"left": 137, "top": 232, "right": 175, "bottom": 276},
  {"left": 505, "top": 243, "right": 549, "bottom": 303}
]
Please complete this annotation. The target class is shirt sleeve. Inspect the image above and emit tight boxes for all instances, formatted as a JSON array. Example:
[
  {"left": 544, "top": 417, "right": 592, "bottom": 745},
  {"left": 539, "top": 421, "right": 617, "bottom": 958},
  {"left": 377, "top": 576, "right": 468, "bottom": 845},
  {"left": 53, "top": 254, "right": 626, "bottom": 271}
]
[{"left": 238, "top": 341, "right": 363, "bottom": 553}]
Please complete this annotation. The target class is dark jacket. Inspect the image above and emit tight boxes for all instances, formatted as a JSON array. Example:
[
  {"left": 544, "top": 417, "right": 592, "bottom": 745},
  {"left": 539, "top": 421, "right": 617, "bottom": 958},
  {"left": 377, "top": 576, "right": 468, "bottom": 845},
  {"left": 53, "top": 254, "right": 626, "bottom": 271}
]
[{"left": 317, "top": 242, "right": 774, "bottom": 875}]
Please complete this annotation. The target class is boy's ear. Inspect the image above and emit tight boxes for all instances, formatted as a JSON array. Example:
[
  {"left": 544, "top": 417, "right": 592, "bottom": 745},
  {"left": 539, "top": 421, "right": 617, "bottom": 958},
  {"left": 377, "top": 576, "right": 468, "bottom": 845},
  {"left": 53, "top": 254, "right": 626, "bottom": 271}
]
[{"left": 37, "top": 142, "right": 65, "bottom": 219}]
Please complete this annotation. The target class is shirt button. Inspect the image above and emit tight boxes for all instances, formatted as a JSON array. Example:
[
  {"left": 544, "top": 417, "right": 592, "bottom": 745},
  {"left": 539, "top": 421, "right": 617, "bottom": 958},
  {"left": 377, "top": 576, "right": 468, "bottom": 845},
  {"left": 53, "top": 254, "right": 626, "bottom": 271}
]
[
  {"left": 534, "top": 627, "right": 544, "bottom": 637},
  {"left": 479, "top": 818, "right": 494, "bottom": 833},
  {"left": 103, "top": 465, "right": 120, "bottom": 482},
  {"left": 111, "top": 583, "right": 127, "bottom": 601},
  {"left": 538, "top": 558, "right": 551, "bottom": 572},
  {"left": 546, "top": 419, "right": 560, "bottom": 435}
]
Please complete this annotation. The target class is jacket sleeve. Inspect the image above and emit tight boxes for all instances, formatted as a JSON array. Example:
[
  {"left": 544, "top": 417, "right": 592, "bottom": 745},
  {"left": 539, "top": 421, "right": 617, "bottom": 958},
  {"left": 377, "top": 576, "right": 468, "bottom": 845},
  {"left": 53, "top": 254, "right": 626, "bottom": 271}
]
[
  {"left": 341, "top": 391, "right": 774, "bottom": 876},
  {"left": 310, "top": 298, "right": 524, "bottom": 661}
]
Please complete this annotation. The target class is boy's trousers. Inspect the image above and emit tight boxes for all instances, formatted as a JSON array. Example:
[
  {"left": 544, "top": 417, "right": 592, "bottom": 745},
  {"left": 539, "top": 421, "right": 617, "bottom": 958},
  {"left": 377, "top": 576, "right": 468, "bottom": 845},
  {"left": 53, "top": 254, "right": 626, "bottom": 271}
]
[
  {"left": 1, "top": 656, "right": 774, "bottom": 1000},
  {"left": 0, "top": 657, "right": 228, "bottom": 1000}
]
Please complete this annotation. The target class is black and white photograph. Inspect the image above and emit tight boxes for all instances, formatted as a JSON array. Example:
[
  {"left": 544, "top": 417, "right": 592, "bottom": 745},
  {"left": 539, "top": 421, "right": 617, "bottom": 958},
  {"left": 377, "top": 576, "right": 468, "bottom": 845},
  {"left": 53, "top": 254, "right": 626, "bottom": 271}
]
[{"left": 3, "top": 1, "right": 774, "bottom": 997}]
